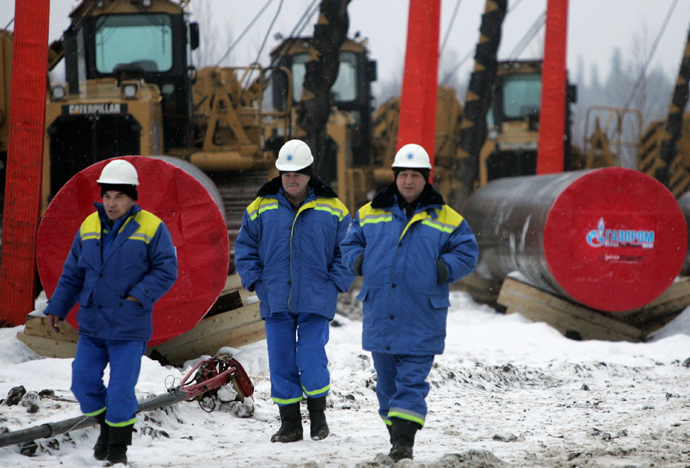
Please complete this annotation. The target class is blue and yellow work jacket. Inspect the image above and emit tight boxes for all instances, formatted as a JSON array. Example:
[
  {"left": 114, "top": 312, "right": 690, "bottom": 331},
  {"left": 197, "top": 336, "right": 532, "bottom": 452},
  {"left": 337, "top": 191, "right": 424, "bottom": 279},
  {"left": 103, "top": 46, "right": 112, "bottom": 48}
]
[
  {"left": 235, "top": 176, "right": 355, "bottom": 320},
  {"left": 44, "top": 203, "right": 178, "bottom": 342},
  {"left": 340, "top": 182, "right": 478, "bottom": 355}
]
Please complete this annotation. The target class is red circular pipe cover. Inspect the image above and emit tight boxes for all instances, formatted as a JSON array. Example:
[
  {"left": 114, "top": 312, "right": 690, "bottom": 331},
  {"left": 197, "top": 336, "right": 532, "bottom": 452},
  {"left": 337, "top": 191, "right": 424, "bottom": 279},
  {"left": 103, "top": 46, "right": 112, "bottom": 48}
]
[{"left": 37, "top": 156, "right": 229, "bottom": 347}]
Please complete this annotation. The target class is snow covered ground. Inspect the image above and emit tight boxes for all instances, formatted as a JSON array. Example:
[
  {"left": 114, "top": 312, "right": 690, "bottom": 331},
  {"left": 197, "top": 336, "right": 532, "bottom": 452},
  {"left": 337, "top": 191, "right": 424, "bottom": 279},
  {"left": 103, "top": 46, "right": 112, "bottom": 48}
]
[{"left": 1, "top": 290, "right": 690, "bottom": 468}]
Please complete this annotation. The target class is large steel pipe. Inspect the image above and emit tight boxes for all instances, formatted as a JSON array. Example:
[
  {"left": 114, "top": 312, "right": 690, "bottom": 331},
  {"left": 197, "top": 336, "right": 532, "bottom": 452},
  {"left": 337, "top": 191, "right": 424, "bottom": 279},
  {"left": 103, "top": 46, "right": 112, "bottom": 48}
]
[{"left": 462, "top": 167, "right": 687, "bottom": 312}]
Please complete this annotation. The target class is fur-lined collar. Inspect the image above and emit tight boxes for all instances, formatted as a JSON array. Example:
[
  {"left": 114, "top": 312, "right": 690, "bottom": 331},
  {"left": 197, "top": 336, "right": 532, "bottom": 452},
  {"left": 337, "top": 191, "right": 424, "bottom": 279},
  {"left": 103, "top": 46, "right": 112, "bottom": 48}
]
[
  {"left": 256, "top": 175, "right": 339, "bottom": 199},
  {"left": 371, "top": 181, "right": 444, "bottom": 209}
]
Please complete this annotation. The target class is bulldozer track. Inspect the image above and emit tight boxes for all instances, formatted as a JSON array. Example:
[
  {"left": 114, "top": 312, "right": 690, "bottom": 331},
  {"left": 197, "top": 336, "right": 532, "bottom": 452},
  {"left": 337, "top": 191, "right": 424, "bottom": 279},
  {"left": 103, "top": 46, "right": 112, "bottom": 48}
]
[{"left": 213, "top": 170, "right": 269, "bottom": 254}]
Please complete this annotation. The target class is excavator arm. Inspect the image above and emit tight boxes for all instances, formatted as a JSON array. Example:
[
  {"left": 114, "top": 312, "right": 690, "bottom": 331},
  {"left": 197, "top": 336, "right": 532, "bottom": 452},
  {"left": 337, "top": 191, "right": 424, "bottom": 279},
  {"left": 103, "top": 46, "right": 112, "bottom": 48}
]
[
  {"left": 295, "top": 0, "right": 351, "bottom": 183},
  {"left": 638, "top": 24, "right": 690, "bottom": 197},
  {"left": 453, "top": 0, "right": 507, "bottom": 202}
]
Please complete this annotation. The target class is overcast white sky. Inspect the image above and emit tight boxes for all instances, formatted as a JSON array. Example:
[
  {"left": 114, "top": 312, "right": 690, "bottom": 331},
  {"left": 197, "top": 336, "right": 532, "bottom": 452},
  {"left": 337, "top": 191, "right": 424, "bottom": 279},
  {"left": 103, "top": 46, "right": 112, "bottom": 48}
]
[{"left": 2, "top": 0, "right": 690, "bottom": 95}]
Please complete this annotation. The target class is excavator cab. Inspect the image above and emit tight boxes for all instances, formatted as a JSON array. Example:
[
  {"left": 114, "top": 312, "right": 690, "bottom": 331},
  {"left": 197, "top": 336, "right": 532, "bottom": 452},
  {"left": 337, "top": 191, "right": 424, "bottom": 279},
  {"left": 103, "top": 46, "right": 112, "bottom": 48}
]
[
  {"left": 269, "top": 37, "right": 377, "bottom": 167},
  {"left": 45, "top": 0, "right": 198, "bottom": 201},
  {"left": 480, "top": 60, "right": 577, "bottom": 185},
  {"left": 482, "top": 61, "right": 542, "bottom": 183}
]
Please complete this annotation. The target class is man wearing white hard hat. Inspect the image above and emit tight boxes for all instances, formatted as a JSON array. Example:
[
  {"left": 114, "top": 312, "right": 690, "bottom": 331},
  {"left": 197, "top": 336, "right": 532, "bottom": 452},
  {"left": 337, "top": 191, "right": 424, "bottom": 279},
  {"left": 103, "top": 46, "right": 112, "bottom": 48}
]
[
  {"left": 340, "top": 143, "right": 479, "bottom": 462},
  {"left": 235, "top": 139, "right": 355, "bottom": 443},
  {"left": 45, "top": 159, "right": 177, "bottom": 466}
]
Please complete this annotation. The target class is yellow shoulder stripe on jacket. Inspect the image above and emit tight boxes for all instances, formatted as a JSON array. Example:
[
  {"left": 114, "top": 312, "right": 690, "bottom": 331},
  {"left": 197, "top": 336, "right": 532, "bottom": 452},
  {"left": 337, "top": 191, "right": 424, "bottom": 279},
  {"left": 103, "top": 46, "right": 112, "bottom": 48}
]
[
  {"left": 358, "top": 203, "right": 393, "bottom": 226},
  {"left": 80, "top": 210, "right": 163, "bottom": 244},
  {"left": 401, "top": 206, "right": 464, "bottom": 239},
  {"left": 436, "top": 205, "right": 464, "bottom": 226},
  {"left": 309, "top": 197, "right": 349, "bottom": 221},
  {"left": 125, "top": 210, "right": 163, "bottom": 244},
  {"left": 246, "top": 197, "right": 279, "bottom": 221},
  {"left": 421, "top": 206, "right": 464, "bottom": 233},
  {"left": 80, "top": 212, "right": 102, "bottom": 241}
]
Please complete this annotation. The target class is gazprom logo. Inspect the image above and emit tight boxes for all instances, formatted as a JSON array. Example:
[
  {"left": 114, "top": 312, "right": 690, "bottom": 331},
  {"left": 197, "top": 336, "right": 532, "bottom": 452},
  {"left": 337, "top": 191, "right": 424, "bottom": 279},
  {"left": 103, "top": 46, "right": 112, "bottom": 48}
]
[
  {"left": 406, "top": 153, "right": 414, "bottom": 160},
  {"left": 586, "top": 218, "right": 655, "bottom": 249},
  {"left": 286, "top": 154, "right": 294, "bottom": 161}
]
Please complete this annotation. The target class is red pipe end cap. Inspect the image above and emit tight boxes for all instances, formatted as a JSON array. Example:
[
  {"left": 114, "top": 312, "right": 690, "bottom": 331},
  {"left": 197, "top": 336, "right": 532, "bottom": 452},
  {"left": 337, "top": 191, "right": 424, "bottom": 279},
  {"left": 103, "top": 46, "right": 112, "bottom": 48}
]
[
  {"left": 544, "top": 168, "right": 687, "bottom": 312},
  {"left": 37, "top": 156, "right": 230, "bottom": 346}
]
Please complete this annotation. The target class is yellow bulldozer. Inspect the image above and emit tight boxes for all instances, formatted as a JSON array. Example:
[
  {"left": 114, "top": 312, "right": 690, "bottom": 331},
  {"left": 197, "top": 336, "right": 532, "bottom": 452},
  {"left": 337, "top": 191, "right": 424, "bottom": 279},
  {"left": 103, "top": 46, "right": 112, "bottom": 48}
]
[
  {"left": 21, "top": 0, "right": 385, "bottom": 239},
  {"left": 40, "top": 0, "right": 290, "bottom": 240}
]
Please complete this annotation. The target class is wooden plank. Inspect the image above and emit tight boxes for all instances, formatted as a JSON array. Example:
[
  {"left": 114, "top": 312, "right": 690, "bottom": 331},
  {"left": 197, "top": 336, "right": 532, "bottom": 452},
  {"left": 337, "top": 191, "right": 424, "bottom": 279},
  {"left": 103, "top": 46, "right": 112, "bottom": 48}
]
[
  {"left": 16, "top": 332, "right": 78, "bottom": 358},
  {"left": 236, "top": 289, "right": 253, "bottom": 307},
  {"left": 615, "top": 277, "right": 690, "bottom": 327},
  {"left": 498, "top": 277, "right": 642, "bottom": 338},
  {"left": 147, "top": 302, "right": 264, "bottom": 366},
  {"left": 224, "top": 274, "right": 243, "bottom": 291},
  {"left": 148, "top": 320, "right": 265, "bottom": 367},
  {"left": 499, "top": 277, "right": 643, "bottom": 339},
  {"left": 18, "top": 302, "right": 265, "bottom": 366},
  {"left": 498, "top": 277, "right": 642, "bottom": 342},
  {"left": 21, "top": 314, "right": 79, "bottom": 342},
  {"left": 221, "top": 273, "right": 253, "bottom": 306},
  {"left": 641, "top": 311, "right": 682, "bottom": 339},
  {"left": 454, "top": 273, "right": 504, "bottom": 308},
  {"left": 205, "top": 274, "right": 255, "bottom": 317},
  {"left": 206, "top": 290, "right": 243, "bottom": 318}
]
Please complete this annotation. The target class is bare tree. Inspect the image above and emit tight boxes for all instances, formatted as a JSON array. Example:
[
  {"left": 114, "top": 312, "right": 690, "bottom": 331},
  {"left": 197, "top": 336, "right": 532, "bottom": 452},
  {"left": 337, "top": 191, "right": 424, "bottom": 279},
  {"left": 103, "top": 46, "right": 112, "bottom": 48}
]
[
  {"left": 373, "top": 56, "right": 403, "bottom": 107},
  {"left": 439, "top": 48, "right": 467, "bottom": 99},
  {"left": 570, "top": 20, "right": 675, "bottom": 167},
  {"left": 188, "top": 2, "right": 232, "bottom": 67}
]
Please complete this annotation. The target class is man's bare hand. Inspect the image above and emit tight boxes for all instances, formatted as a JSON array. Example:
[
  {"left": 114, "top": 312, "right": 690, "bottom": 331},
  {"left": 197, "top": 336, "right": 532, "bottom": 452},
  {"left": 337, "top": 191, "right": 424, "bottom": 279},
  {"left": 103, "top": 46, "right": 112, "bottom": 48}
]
[{"left": 47, "top": 314, "right": 61, "bottom": 334}]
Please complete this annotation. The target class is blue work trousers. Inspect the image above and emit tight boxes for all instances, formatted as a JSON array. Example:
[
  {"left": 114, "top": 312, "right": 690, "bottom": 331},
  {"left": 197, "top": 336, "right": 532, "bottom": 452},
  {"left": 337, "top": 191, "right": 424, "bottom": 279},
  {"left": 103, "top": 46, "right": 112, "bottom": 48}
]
[
  {"left": 372, "top": 352, "right": 435, "bottom": 427},
  {"left": 71, "top": 335, "right": 147, "bottom": 425},
  {"left": 264, "top": 312, "right": 330, "bottom": 405}
]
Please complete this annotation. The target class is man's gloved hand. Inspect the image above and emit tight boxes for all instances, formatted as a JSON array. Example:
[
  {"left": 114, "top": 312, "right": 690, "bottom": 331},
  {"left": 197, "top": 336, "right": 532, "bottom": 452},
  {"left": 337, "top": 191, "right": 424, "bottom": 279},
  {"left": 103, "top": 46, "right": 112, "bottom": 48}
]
[
  {"left": 353, "top": 253, "right": 364, "bottom": 276},
  {"left": 436, "top": 258, "right": 448, "bottom": 283}
]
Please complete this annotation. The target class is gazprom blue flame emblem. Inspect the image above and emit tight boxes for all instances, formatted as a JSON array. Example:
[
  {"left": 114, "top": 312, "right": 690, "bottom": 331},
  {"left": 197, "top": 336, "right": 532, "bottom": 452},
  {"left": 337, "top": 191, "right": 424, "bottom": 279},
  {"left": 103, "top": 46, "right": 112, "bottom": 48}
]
[
  {"left": 586, "top": 218, "right": 654, "bottom": 249},
  {"left": 407, "top": 153, "right": 414, "bottom": 160},
  {"left": 586, "top": 218, "right": 606, "bottom": 247},
  {"left": 286, "top": 154, "right": 294, "bottom": 161}
]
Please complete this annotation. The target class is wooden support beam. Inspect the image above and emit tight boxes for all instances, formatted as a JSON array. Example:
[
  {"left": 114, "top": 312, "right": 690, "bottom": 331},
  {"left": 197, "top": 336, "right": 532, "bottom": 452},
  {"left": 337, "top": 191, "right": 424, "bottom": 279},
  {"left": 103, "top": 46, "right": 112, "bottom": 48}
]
[
  {"left": 498, "top": 276, "right": 690, "bottom": 342},
  {"left": 17, "top": 275, "right": 266, "bottom": 366},
  {"left": 615, "top": 277, "right": 690, "bottom": 328},
  {"left": 498, "top": 277, "right": 642, "bottom": 342},
  {"left": 150, "top": 303, "right": 263, "bottom": 367},
  {"left": 454, "top": 273, "right": 504, "bottom": 310},
  {"left": 16, "top": 314, "right": 78, "bottom": 358}
]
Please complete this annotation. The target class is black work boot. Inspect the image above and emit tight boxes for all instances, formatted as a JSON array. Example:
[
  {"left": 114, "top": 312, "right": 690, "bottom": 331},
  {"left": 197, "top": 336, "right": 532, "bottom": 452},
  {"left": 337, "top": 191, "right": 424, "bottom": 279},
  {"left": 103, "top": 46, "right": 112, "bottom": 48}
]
[
  {"left": 93, "top": 412, "right": 109, "bottom": 461},
  {"left": 389, "top": 418, "right": 421, "bottom": 462},
  {"left": 271, "top": 403, "right": 303, "bottom": 443},
  {"left": 385, "top": 423, "right": 393, "bottom": 443},
  {"left": 307, "top": 396, "right": 329, "bottom": 440},
  {"left": 104, "top": 424, "right": 133, "bottom": 466}
]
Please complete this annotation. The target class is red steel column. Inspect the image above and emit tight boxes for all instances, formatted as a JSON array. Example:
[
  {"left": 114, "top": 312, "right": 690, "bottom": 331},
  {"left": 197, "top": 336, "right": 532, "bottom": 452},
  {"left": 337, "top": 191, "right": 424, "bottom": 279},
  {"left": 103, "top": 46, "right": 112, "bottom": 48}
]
[
  {"left": 0, "top": 0, "right": 50, "bottom": 325},
  {"left": 536, "top": 0, "right": 568, "bottom": 174},
  {"left": 396, "top": 0, "right": 441, "bottom": 172}
]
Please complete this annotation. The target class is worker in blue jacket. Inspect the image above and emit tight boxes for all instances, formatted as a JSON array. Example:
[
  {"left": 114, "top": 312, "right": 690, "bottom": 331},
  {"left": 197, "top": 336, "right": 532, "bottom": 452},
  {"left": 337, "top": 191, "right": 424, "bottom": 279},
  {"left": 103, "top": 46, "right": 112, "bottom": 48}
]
[
  {"left": 45, "top": 159, "right": 177, "bottom": 466},
  {"left": 235, "top": 139, "right": 354, "bottom": 443},
  {"left": 340, "top": 143, "right": 479, "bottom": 462}
]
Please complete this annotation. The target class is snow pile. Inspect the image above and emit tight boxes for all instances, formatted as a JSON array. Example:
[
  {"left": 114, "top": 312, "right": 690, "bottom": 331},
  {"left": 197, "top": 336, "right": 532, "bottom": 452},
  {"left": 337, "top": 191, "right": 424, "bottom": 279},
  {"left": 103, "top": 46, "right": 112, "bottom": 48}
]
[{"left": 0, "top": 291, "right": 689, "bottom": 467}]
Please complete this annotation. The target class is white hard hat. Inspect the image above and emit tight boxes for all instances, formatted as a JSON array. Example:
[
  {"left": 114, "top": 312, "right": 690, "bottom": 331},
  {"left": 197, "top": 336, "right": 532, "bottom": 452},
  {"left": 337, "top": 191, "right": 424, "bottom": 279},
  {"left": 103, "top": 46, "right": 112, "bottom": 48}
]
[
  {"left": 392, "top": 143, "right": 432, "bottom": 170},
  {"left": 97, "top": 159, "right": 140, "bottom": 186},
  {"left": 276, "top": 139, "right": 314, "bottom": 172}
]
